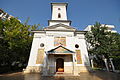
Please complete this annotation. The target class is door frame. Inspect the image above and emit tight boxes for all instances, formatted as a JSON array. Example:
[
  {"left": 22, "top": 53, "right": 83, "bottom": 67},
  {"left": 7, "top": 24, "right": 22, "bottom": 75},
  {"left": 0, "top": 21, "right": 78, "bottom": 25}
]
[{"left": 56, "top": 58, "right": 64, "bottom": 72}]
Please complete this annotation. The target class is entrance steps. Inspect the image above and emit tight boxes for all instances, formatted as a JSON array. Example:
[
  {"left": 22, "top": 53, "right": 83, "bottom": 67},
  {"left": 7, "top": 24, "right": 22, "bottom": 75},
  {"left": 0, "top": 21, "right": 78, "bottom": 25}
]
[
  {"left": 55, "top": 72, "right": 73, "bottom": 76},
  {"left": 42, "top": 72, "right": 80, "bottom": 76}
]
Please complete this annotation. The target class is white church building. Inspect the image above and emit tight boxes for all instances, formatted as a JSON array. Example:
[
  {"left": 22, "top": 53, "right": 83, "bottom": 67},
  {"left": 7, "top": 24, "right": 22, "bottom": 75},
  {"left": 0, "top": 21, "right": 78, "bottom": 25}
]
[{"left": 24, "top": 3, "right": 90, "bottom": 75}]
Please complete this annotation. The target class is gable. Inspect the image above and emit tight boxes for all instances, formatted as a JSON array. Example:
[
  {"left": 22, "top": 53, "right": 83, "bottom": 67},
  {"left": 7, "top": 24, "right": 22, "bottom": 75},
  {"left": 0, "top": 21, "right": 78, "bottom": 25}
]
[
  {"left": 44, "top": 23, "right": 76, "bottom": 31},
  {"left": 48, "top": 46, "right": 75, "bottom": 54},
  {"left": 55, "top": 27, "right": 67, "bottom": 30}
]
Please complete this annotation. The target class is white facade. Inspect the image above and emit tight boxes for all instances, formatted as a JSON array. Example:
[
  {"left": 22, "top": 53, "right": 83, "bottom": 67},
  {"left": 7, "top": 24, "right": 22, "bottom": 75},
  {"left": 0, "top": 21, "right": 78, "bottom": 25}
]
[
  {"left": 24, "top": 3, "right": 90, "bottom": 75},
  {"left": 84, "top": 24, "right": 117, "bottom": 33},
  {"left": 51, "top": 3, "right": 67, "bottom": 20},
  {"left": 48, "top": 3, "right": 71, "bottom": 26}
]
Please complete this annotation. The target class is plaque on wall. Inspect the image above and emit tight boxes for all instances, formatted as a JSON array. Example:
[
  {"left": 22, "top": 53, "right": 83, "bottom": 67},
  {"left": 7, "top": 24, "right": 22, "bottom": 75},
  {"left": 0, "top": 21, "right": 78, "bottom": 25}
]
[
  {"left": 36, "top": 49, "right": 44, "bottom": 64},
  {"left": 54, "top": 37, "right": 66, "bottom": 46},
  {"left": 76, "top": 50, "right": 82, "bottom": 64}
]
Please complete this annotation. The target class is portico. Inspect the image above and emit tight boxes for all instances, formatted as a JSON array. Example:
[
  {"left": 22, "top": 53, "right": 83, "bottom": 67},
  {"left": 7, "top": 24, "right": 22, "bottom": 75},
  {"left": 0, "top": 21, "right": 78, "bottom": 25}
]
[{"left": 45, "top": 45, "right": 75, "bottom": 74}]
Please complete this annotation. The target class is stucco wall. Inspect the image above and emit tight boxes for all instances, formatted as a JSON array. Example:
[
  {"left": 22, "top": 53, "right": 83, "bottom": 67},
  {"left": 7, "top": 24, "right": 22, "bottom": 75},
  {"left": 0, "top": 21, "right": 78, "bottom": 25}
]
[{"left": 25, "top": 30, "right": 90, "bottom": 74}]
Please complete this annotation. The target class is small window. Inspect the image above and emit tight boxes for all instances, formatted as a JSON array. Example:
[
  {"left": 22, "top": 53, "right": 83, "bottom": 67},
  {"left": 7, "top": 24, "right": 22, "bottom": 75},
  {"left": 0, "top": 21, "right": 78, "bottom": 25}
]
[
  {"left": 58, "top": 8, "right": 61, "bottom": 10},
  {"left": 40, "top": 43, "right": 44, "bottom": 47},
  {"left": 58, "top": 13, "right": 61, "bottom": 18},
  {"left": 75, "top": 44, "right": 79, "bottom": 48}
]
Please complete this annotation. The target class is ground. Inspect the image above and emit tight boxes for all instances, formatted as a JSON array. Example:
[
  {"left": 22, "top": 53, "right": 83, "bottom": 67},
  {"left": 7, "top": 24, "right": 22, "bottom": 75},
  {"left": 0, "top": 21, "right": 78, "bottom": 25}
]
[{"left": 0, "top": 70, "right": 120, "bottom": 80}]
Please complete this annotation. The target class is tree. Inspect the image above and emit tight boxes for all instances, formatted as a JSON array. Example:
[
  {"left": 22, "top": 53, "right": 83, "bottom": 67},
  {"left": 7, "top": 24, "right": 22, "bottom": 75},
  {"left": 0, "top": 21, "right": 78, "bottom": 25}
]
[
  {"left": 109, "top": 33, "right": 120, "bottom": 56},
  {"left": 86, "top": 22, "right": 111, "bottom": 57},
  {"left": 0, "top": 17, "right": 39, "bottom": 72},
  {"left": 85, "top": 22, "right": 120, "bottom": 70}
]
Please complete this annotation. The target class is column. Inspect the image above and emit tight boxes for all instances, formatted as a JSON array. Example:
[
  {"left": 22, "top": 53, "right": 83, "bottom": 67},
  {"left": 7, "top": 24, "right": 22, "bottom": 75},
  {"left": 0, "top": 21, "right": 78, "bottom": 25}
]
[
  {"left": 72, "top": 53, "right": 78, "bottom": 75},
  {"left": 43, "top": 52, "right": 48, "bottom": 75}
]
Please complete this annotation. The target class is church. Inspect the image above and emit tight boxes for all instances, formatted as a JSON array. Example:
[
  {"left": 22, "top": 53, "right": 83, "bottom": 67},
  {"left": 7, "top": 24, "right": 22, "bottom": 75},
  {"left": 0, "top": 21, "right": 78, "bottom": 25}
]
[{"left": 24, "top": 3, "right": 90, "bottom": 75}]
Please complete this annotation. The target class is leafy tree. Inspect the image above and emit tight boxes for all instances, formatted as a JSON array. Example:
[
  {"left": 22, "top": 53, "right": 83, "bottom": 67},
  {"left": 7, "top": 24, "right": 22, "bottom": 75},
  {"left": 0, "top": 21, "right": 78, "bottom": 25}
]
[
  {"left": 85, "top": 22, "right": 120, "bottom": 69},
  {"left": 86, "top": 22, "right": 111, "bottom": 57},
  {"left": 0, "top": 17, "right": 39, "bottom": 71},
  {"left": 109, "top": 33, "right": 120, "bottom": 56}
]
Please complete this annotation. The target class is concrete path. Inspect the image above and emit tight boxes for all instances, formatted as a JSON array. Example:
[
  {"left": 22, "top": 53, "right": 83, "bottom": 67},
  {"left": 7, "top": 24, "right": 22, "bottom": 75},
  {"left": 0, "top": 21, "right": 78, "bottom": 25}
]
[{"left": 0, "top": 70, "right": 120, "bottom": 80}]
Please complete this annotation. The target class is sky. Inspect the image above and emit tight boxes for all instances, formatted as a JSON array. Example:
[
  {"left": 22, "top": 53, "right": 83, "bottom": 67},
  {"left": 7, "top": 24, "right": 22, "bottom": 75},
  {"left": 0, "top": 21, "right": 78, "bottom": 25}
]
[{"left": 1, "top": 0, "right": 120, "bottom": 33}]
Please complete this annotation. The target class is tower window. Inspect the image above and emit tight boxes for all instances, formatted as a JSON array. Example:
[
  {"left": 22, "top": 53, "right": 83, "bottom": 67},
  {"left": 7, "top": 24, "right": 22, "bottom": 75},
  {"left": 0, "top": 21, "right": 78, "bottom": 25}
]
[
  {"left": 58, "top": 13, "right": 61, "bottom": 18},
  {"left": 58, "top": 8, "right": 61, "bottom": 10}
]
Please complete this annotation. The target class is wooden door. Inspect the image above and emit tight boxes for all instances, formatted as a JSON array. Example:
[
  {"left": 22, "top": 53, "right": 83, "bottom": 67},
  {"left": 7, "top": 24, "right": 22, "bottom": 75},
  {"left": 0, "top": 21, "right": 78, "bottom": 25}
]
[{"left": 56, "top": 58, "right": 64, "bottom": 72}]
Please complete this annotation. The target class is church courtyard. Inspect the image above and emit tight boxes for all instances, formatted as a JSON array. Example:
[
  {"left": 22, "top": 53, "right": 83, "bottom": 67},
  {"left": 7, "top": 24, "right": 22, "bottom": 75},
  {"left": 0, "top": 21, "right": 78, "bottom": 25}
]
[{"left": 0, "top": 70, "right": 120, "bottom": 80}]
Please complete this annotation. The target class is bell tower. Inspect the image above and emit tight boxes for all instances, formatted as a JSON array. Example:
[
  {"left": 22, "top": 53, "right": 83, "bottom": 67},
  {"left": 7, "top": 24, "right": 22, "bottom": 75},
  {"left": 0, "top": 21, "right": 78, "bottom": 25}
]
[
  {"left": 51, "top": 3, "right": 67, "bottom": 20},
  {"left": 48, "top": 3, "right": 71, "bottom": 26}
]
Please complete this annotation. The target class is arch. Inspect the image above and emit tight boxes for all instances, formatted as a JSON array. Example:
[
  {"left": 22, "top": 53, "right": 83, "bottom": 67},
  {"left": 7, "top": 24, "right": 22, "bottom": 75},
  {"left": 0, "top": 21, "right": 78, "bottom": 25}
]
[
  {"left": 58, "top": 13, "right": 61, "bottom": 18},
  {"left": 56, "top": 58, "right": 64, "bottom": 72}
]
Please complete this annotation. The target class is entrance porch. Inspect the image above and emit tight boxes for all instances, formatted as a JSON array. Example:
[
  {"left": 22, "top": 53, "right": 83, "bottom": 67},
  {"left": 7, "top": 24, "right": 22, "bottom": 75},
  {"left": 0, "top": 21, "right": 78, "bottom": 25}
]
[
  {"left": 43, "top": 45, "right": 78, "bottom": 75},
  {"left": 46, "top": 54, "right": 74, "bottom": 74}
]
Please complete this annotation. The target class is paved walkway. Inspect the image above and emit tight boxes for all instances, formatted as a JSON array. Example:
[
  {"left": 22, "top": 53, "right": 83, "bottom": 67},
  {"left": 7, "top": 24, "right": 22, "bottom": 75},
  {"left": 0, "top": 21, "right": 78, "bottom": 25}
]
[{"left": 0, "top": 70, "right": 120, "bottom": 80}]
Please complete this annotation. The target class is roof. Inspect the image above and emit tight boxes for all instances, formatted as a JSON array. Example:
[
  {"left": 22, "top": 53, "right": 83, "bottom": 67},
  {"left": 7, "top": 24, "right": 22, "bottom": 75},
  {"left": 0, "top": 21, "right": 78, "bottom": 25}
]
[
  {"left": 44, "top": 23, "right": 76, "bottom": 31},
  {"left": 47, "top": 45, "right": 75, "bottom": 54},
  {"left": 51, "top": 3, "right": 68, "bottom": 6},
  {"left": 31, "top": 23, "right": 87, "bottom": 34}
]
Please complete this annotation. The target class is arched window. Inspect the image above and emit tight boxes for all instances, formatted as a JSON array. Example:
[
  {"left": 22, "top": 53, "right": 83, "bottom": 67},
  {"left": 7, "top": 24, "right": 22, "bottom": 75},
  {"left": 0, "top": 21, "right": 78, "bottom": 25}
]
[{"left": 58, "top": 13, "right": 61, "bottom": 18}]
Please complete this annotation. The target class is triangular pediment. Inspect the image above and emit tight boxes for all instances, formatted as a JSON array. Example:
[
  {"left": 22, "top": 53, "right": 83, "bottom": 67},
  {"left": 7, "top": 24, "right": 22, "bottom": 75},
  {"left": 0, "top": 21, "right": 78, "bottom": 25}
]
[
  {"left": 47, "top": 45, "right": 75, "bottom": 54},
  {"left": 44, "top": 23, "right": 76, "bottom": 31}
]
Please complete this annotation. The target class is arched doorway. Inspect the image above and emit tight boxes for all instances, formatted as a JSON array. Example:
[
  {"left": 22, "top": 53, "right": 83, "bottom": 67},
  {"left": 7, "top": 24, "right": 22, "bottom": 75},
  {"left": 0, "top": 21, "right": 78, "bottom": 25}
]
[{"left": 56, "top": 58, "right": 64, "bottom": 72}]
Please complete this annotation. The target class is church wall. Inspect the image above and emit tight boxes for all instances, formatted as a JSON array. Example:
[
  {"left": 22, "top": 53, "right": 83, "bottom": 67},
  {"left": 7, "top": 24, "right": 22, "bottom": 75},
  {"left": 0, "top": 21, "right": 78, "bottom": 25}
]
[
  {"left": 25, "top": 32, "right": 90, "bottom": 74},
  {"left": 80, "top": 39, "right": 90, "bottom": 66},
  {"left": 75, "top": 34, "right": 90, "bottom": 67},
  {"left": 49, "top": 21, "right": 70, "bottom": 26},
  {"left": 48, "top": 55, "right": 55, "bottom": 73},
  {"left": 45, "top": 36, "right": 54, "bottom": 51},
  {"left": 24, "top": 33, "right": 46, "bottom": 73},
  {"left": 45, "top": 31, "right": 74, "bottom": 51},
  {"left": 48, "top": 55, "right": 73, "bottom": 73},
  {"left": 52, "top": 5, "right": 67, "bottom": 20},
  {"left": 64, "top": 55, "right": 73, "bottom": 73},
  {"left": 66, "top": 36, "right": 75, "bottom": 51},
  {"left": 27, "top": 36, "right": 40, "bottom": 66},
  {"left": 46, "top": 31, "right": 74, "bottom": 36},
  {"left": 64, "top": 55, "right": 73, "bottom": 66},
  {"left": 27, "top": 33, "right": 46, "bottom": 66},
  {"left": 24, "top": 2, "right": 91, "bottom": 74}
]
